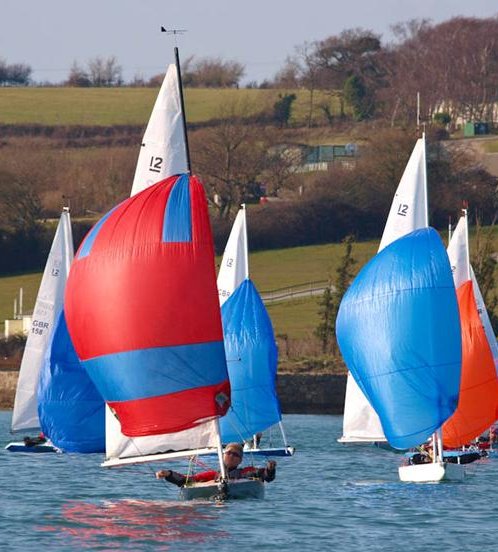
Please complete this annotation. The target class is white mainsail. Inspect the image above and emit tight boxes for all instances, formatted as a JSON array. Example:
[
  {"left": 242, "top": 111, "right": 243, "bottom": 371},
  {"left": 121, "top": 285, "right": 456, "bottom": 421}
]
[
  {"left": 340, "top": 135, "right": 428, "bottom": 443},
  {"left": 217, "top": 207, "right": 249, "bottom": 307},
  {"left": 130, "top": 64, "right": 188, "bottom": 197},
  {"left": 11, "top": 210, "right": 73, "bottom": 433}
]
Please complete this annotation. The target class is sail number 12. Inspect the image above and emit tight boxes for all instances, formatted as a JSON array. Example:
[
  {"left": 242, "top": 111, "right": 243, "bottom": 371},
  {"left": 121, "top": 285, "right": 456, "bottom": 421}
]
[
  {"left": 397, "top": 204, "right": 409, "bottom": 217},
  {"left": 149, "top": 156, "right": 163, "bottom": 173}
]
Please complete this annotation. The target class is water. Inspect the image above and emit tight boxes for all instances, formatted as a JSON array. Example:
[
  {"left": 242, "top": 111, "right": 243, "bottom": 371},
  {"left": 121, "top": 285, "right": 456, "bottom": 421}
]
[{"left": 2, "top": 412, "right": 497, "bottom": 551}]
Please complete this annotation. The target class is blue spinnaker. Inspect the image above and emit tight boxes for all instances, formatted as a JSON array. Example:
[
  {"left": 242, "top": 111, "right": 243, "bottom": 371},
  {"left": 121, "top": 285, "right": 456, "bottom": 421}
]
[
  {"left": 336, "top": 228, "right": 462, "bottom": 450},
  {"left": 219, "top": 279, "right": 281, "bottom": 443},
  {"left": 37, "top": 310, "right": 105, "bottom": 452}
]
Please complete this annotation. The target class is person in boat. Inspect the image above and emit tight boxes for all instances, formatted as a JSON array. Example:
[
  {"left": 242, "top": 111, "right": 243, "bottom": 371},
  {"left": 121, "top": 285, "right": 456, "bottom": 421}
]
[
  {"left": 155, "top": 442, "right": 276, "bottom": 487},
  {"left": 23, "top": 432, "right": 47, "bottom": 447},
  {"left": 244, "top": 432, "right": 263, "bottom": 450}
]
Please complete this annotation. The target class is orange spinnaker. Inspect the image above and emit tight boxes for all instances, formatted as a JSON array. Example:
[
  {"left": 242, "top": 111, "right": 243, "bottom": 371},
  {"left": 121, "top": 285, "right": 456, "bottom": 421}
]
[{"left": 443, "top": 280, "right": 498, "bottom": 448}]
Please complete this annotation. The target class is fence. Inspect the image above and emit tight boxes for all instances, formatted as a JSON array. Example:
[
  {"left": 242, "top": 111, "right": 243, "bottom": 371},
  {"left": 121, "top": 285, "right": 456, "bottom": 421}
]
[{"left": 260, "top": 280, "right": 332, "bottom": 304}]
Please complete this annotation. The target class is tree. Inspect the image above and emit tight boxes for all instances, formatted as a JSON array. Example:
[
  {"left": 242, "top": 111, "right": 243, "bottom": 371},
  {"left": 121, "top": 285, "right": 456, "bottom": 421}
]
[
  {"left": 471, "top": 217, "right": 498, "bottom": 333},
  {"left": 182, "top": 56, "right": 245, "bottom": 88},
  {"left": 6, "top": 63, "right": 31, "bottom": 85},
  {"left": 65, "top": 61, "right": 91, "bottom": 87},
  {"left": 380, "top": 17, "right": 498, "bottom": 127},
  {"left": 343, "top": 75, "right": 374, "bottom": 120},
  {"left": 273, "top": 93, "right": 296, "bottom": 127},
  {"left": 271, "top": 59, "right": 300, "bottom": 88},
  {"left": 0, "top": 58, "right": 32, "bottom": 85},
  {"left": 315, "top": 236, "right": 357, "bottom": 355},
  {"left": 286, "top": 29, "right": 383, "bottom": 122},
  {"left": 87, "top": 56, "right": 122, "bottom": 86},
  {"left": 191, "top": 101, "right": 283, "bottom": 219}
]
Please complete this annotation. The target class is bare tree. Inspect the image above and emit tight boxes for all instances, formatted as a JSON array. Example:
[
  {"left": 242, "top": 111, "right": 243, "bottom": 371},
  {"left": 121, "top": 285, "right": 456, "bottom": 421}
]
[
  {"left": 182, "top": 56, "right": 245, "bottom": 88},
  {"left": 190, "top": 100, "right": 282, "bottom": 218},
  {"left": 87, "top": 56, "right": 122, "bottom": 87},
  {"left": 66, "top": 61, "right": 91, "bottom": 87},
  {"left": 380, "top": 17, "right": 498, "bottom": 127}
]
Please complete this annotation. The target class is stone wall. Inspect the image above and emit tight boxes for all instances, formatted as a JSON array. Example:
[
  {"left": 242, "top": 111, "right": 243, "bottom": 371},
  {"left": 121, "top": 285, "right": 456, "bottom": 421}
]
[
  {"left": 277, "top": 374, "right": 346, "bottom": 415},
  {"left": 0, "top": 371, "right": 19, "bottom": 409},
  {"left": 0, "top": 370, "right": 347, "bottom": 414}
]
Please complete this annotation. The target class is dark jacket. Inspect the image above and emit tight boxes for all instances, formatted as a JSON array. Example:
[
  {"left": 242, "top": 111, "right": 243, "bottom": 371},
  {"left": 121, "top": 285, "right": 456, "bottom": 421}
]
[{"left": 165, "top": 464, "right": 276, "bottom": 487}]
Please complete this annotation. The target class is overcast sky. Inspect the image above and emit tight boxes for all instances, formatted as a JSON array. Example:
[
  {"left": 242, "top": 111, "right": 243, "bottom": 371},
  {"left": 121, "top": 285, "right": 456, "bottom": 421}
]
[{"left": 1, "top": 0, "right": 497, "bottom": 85}]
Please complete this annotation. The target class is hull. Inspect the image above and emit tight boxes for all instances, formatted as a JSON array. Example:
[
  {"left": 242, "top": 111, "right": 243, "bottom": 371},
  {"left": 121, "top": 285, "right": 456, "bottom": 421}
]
[
  {"left": 179, "top": 478, "right": 265, "bottom": 500},
  {"left": 242, "top": 446, "right": 295, "bottom": 457},
  {"left": 5, "top": 441, "right": 60, "bottom": 453},
  {"left": 399, "top": 461, "right": 465, "bottom": 482}
]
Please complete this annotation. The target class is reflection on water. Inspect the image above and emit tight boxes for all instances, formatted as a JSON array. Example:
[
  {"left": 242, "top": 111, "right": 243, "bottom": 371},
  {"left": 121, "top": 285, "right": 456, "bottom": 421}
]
[{"left": 38, "top": 499, "right": 228, "bottom": 550}]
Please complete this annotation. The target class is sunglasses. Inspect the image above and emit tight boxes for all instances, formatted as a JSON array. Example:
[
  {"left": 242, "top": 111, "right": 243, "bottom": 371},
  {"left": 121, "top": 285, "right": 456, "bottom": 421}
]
[{"left": 224, "top": 450, "right": 241, "bottom": 459}]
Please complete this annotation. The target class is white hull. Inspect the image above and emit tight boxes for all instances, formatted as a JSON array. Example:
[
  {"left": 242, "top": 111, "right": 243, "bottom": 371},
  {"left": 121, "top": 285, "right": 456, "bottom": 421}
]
[
  {"left": 5, "top": 441, "right": 60, "bottom": 453},
  {"left": 179, "top": 478, "right": 265, "bottom": 500},
  {"left": 399, "top": 461, "right": 465, "bottom": 482}
]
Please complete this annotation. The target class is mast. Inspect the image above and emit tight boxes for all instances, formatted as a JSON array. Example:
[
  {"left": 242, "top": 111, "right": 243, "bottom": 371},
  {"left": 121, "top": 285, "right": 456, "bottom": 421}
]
[
  {"left": 462, "top": 204, "right": 470, "bottom": 281},
  {"left": 422, "top": 132, "right": 428, "bottom": 227},
  {"left": 174, "top": 47, "right": 192, "bottom": 174},
  {"left": 241, "top": 204, "right": 249, "bottom": 280}
]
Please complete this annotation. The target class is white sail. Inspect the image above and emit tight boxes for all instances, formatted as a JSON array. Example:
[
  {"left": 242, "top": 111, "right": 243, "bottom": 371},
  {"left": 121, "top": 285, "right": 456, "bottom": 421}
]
[
  {"left": 11, "top": 210, "right": 73, "bottom": 432},
  {"left": 217, "top": 207, "right": 249, "bottom": 307},
  {"left": 448, "top": 214, "right": 498, "bottom": 373},
  {"left": 104, "top": 408, "right": 219, "bottom": 463},
  {"left": 130, "top": 64, "right": 188, "bottom": 197},
  {"left": 378, "top": 136, "right": 428, "bottom": 252},
  {"left": 339, "top": 374, "right": 387, "bottom": 443},
  {"left": 341, "top": 136, "right": 428, "bottom": 443},
  {"left": 447, "top": 214, "right": 470, "bottom": 287}
]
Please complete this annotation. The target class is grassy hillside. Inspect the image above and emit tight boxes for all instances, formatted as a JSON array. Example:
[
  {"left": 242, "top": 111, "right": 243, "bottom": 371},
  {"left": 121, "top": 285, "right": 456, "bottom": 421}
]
[
  {"left": 0, "top": 87, "right": 341, "bottom": 126},
  {"left": 0, "top": 240, "right": 378, "bottom": 338},
  {"left": 2, "top": 227, "right": 498, "bottom": 339}
]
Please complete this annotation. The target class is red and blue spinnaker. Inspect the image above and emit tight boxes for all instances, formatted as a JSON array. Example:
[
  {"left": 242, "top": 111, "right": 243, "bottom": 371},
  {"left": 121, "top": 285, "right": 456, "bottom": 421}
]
[{"left": 65, "top": 174, "right": 230, "bottom": 437}]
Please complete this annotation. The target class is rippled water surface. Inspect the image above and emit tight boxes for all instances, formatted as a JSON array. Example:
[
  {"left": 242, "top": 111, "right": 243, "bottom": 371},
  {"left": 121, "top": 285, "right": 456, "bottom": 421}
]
[{"left": 2, "top": 412, "right": 497, "bottom": 551}]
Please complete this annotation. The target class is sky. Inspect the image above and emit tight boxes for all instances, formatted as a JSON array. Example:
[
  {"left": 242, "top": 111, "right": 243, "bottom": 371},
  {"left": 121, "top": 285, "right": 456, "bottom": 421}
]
[{"left": 1, "top": 0, "right": 497, "bottom": 85}]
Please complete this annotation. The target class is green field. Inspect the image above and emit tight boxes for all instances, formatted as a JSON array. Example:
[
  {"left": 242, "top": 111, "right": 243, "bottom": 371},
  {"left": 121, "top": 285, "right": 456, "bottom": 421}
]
[
  {"left": 483, "top": 139, "right": 498, "bottom": 153},
  {"left": 0, "top": 240, "right": 378, "bottom": 339},
  {"left": 2, "top": 227, "right": 498, "bottom": 339},
  {"left": 0, "top": 87, "right": 341, "bottom": 127}
]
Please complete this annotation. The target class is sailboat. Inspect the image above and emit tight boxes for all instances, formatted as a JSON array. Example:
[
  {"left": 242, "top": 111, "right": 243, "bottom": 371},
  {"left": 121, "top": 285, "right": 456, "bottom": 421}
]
[
  {"left": 217, "top": 205, "right": 294, "bottom": 457},
  {"left": 64, "top": 49, "right": 268, "bottom": 500},
  {"left": 336, "top": 227, "right": 464, "bottom": 482},
  {"left": 7, "top": 208, "right": 105, "bottom": 453},
  {"left": 64, "top": 172, "right": 267, "bottom": 499},
  {"left": 442, "top": 209, "right": 498, "bottom": 449},
  {"left": 339, "top": 136, "right": 428, "bottom": 445}
]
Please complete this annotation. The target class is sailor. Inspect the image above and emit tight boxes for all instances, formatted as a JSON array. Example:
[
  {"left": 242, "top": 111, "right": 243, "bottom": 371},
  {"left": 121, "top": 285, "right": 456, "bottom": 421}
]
[
  {"left": 156, "top": 442, "right": 276, "bottom": 487},
  {"left": 23, "top": 432, "right": 47, "bottom": 447}
]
